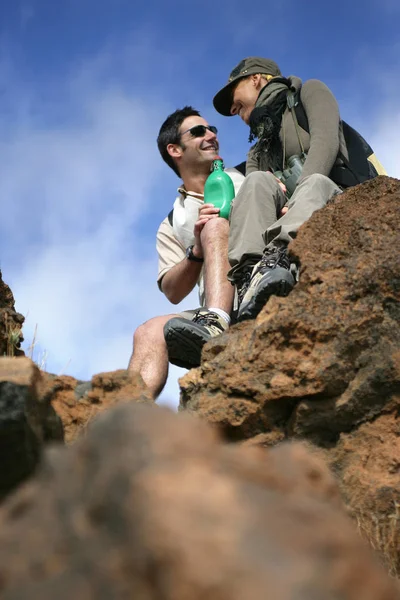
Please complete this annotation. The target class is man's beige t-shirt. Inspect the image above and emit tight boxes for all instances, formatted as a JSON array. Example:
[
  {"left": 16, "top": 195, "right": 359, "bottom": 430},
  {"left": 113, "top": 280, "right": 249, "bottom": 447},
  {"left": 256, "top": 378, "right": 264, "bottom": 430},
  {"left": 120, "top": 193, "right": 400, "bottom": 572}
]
[{"left": 156, "top": 168, "right": 244, "bottom": 306}]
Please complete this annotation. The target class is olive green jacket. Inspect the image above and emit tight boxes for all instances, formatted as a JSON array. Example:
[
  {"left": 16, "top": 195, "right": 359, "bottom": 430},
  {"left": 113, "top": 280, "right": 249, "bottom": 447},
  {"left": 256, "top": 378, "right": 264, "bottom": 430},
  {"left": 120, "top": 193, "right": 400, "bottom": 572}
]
[{"left": 246, "top": 76, "right": 348, "bottom": 184}]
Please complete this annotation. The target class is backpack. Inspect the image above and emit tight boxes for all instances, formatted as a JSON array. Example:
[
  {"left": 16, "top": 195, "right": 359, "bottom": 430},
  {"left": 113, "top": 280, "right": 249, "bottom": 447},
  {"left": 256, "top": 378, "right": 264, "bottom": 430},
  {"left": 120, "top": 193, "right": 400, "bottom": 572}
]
[{"left": 287, "top": 90, "right": 379, "bottom": 188}]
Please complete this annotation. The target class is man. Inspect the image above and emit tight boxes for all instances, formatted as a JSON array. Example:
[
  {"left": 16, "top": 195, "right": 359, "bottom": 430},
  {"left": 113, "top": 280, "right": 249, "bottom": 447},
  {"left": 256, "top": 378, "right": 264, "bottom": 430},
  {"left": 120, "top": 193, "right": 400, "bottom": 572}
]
[
  {"left": 211, "top": 57, "right": 385, "bottom": 321},
  {"left": 127, "top": 106, "right": 243, "bottom": 398}
]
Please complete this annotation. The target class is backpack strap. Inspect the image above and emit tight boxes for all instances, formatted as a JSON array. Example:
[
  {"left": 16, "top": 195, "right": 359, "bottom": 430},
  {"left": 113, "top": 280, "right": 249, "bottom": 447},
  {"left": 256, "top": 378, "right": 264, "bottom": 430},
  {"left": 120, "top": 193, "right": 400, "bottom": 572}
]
[
  {"left": 167, "top": 209, "right": 174, "bottom": 226},
  {"left": 234, "top": 161, "right": 246, "bottom": 176},
  {"left": 286, "top": 90, "right": 306, "bottom": 158}
]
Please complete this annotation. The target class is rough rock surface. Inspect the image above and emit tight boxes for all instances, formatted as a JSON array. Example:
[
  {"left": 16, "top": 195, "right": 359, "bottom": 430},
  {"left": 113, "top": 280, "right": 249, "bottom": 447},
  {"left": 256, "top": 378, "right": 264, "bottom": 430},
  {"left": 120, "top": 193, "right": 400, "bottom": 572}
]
[
  {"left": 179, "top": 176, "right": 400, "bottom": 575},
  {"left": 0, "top": 270, "right": 24, "bottom": 357},
  {"left": 0, "top": 357, "right": 63, "bottom": 500},
  {"left": 40, "top": 369, "right": 153, "bottom": 442},
  {"left": 0, "top": 403, "right": 398, "bottom": 599}
]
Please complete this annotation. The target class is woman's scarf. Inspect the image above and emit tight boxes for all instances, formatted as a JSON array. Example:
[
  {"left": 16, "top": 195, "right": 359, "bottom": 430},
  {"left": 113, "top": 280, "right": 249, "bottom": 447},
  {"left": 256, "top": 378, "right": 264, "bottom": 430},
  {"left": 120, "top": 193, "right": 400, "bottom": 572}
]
[{"left": 248, "top": 78, "right": 291, "bottom": 172}]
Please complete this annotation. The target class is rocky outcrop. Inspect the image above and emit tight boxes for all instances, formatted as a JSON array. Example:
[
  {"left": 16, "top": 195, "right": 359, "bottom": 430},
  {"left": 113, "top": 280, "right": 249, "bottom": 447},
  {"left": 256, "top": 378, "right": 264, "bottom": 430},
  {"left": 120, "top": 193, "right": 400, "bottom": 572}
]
[
  {"left": 0, "top": 358, "right": 63, "bottom": 500},
  {"left": 0, "top": 177, "right": 397, "bottom": 594},
  {"left": 40, "top": 369, "right": 153, "bottom": 442},
  {"left": 180, "top": 176, "right": 400, "bottom": 576},
  {"left": 0, "top": 356, "right": 152, "bottom": 500},
  {"left": 0, "top": 271, "right": 24, "bottom": 357},
  {"left": 0, "top": 403, "right": 397, "bottom": 599}
]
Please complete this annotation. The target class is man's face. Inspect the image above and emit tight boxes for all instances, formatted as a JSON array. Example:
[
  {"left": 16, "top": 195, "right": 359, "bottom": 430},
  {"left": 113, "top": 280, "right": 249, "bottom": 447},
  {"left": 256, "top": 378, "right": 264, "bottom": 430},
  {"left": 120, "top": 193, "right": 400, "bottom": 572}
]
[
  {"left": 230, "top": 77, "right": 259, "bottom": 124},
  {"left": 177, "top": 116, "right": 219, "bottom": 172}
]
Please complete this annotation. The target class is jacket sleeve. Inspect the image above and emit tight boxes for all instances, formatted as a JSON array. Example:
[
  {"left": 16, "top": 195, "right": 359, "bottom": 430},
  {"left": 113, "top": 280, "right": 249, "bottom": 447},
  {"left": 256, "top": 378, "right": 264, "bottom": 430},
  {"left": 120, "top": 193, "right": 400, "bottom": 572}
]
[{"left": 298, "top": 79, "right": 340, "bottom": 182}]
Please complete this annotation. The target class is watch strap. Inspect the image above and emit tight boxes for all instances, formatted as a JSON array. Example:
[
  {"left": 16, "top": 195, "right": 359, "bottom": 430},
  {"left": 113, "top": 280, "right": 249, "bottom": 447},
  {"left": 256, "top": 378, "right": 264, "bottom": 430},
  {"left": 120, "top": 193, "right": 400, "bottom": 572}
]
[{"left": 186, "top": 245, "right": 204, "bottom": 263}]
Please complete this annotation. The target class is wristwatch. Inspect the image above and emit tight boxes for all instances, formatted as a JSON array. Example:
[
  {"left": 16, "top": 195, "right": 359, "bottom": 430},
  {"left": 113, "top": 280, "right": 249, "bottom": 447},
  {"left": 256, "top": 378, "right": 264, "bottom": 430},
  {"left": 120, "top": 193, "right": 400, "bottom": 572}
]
[{"left": 186, "top": 245, "right": 204, "bottom": 263}]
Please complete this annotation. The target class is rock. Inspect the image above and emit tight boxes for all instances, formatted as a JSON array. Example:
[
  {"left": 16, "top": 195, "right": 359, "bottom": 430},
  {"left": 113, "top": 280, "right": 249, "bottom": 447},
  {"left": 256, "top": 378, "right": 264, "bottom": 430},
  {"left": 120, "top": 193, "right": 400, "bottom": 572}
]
[
  {"left": 179, "top": 176, "right": 400, "bottom": 575},
  {"left": 0, "top": 271, "right": 24, "bottom": 357},
  {"left": 0, "top": 357, "right": 63, "bottom": 500},
  {"left": 40, "top": 369, "right": 153, "bottom": 442},
  {"left": 0, "top": 404, "right": 397, "bottom": 599},
  {"left": 328, "top": 412, "right": 400, "bottom": 578}
]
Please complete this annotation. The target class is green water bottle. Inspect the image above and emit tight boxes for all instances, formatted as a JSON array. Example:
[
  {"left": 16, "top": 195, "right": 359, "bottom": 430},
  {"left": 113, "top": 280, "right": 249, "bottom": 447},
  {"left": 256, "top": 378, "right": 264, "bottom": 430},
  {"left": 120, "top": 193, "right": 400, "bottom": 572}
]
[{"left": 204, "top": 157, "right": 235, "bottom": 219}]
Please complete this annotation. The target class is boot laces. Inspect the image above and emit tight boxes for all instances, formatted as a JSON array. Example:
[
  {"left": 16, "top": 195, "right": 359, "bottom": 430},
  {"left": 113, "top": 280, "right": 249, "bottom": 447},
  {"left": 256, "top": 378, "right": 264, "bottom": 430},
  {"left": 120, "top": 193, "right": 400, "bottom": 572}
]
[
  {"left": 236, "top": 268, "right": 253, "bottom": 305},
  {"left": 192, "top": 310, "right": 225, "bottom": 332},
  {"left": 259, "top": 246, "right": 290, "bottom": 271}
]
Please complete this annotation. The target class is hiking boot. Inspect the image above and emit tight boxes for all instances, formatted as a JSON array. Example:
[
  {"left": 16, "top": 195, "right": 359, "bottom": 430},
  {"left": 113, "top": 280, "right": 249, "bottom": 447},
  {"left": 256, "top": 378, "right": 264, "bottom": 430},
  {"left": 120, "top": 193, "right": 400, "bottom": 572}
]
[
  {"left": 237, "top": 246, "right": 296, "bottom": 322},
  {"left": 236, "top": 264, "right": 255, "bottom": 307},
  {"left": 164, "top": 309, "right": 228, "bottom": 369}
]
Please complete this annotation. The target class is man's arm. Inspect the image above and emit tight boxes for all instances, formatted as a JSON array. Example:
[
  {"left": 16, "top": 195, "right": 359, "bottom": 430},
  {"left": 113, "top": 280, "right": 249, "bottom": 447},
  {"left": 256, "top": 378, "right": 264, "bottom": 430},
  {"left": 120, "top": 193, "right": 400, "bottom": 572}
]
[
  {"left": 157, "top": 204, "right": 220, "bottom": 305},
  {"left": 298, "top": 79, "right": 340, "bottom": 182},
  {"left": 156, "top": 217, "right": 203, "bottom": 305},
  {"left": 161, "top": 254, "right": 203, "bottom": 305}
]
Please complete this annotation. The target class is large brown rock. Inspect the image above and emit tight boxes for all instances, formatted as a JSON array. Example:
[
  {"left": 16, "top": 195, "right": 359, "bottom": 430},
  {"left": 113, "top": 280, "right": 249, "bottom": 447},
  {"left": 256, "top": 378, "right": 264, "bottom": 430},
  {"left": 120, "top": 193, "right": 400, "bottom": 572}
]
[
  {"left": 0, "top": 357, "right": 63, "bottom": 500},
  {"left": 179, "top": 176, "right": 400, "bottom": 575},
  {"left": 40, "top": 369, "right": 153, "bottom": 442},
  {"left": 0, "top": 271, "right": 24, "bottom": 357},
  {"left": 326, "top": 411, "right": 400, "bottom": 578},
  {"left": 0, "top": 403, "right": 397, "bottom": 599}
]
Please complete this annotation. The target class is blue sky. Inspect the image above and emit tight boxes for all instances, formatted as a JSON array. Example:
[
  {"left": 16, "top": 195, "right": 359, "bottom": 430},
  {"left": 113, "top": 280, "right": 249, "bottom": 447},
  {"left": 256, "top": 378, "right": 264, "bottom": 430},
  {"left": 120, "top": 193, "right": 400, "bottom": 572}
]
[{"left": 1, "top": 0, "right": 399, "bottom": 408}]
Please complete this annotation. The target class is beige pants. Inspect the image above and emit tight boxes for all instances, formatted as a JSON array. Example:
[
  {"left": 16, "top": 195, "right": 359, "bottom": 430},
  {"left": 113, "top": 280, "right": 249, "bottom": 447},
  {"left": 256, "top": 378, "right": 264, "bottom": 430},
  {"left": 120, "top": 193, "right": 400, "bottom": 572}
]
[{"left": 228, "top": 171, "right": 341, "bottom": 280}]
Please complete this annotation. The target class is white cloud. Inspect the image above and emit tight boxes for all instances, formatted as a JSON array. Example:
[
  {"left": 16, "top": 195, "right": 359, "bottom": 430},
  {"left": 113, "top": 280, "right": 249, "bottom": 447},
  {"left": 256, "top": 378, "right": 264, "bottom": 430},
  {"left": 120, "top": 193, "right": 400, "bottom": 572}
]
[
  {"left": 0, "top": 46, "right": 194, "bottom": 411},
  {"left": 2, "top": 28, "right": 398, "bottom": 416}
]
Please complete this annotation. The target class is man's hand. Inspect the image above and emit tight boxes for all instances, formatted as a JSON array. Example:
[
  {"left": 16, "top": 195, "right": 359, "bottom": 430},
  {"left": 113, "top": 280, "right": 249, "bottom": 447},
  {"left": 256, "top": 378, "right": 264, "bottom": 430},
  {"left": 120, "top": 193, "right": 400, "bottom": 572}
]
[
  {"left": 193, "top": 204, "right": 220, "bottom": 258},
  {"left": 198, "top": 203, "right": 220, "bottom": 221}
]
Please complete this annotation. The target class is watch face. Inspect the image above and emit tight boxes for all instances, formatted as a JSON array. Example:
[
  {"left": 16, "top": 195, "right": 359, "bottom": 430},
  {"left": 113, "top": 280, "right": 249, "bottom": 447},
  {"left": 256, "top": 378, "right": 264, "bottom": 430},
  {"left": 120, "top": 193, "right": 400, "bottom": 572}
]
[{"left": 186, "top": 245, "right": 202, "bottom": 262}]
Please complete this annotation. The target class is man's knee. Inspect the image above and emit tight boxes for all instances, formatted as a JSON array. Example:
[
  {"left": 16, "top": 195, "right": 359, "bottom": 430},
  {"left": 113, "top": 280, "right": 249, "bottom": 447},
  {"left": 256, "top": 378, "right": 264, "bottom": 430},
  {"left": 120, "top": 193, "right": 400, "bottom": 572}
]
[{"left": 133, "top": 314, "right": 175, "bottom": 346}]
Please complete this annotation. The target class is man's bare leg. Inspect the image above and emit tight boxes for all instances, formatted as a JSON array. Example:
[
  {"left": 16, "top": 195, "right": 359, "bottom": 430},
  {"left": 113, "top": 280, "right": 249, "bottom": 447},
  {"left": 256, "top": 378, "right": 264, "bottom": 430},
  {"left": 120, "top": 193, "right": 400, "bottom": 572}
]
[
  {"left": 163, "top": 217, "right": 233, "bottom": 369},
  {"left": 128, "top": 314, "right": 177, "bottom": 399},
  {"left": 201, "top": 217, "right": 234, "bottom": 313}
]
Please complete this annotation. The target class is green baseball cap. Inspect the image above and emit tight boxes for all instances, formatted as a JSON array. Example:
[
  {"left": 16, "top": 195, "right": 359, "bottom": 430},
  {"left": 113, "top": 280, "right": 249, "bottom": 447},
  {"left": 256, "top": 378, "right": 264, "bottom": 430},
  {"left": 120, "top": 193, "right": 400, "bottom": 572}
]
[{"left": 213, "top": 57, "right": 282, "bottom": 116}]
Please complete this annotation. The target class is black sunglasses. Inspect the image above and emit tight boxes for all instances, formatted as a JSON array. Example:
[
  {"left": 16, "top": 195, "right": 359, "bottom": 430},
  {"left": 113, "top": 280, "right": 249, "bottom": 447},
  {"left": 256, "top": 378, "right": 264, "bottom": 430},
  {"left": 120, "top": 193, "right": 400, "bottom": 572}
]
[{"left": 180, "top": 124, "right": 218, "bottom": 138}]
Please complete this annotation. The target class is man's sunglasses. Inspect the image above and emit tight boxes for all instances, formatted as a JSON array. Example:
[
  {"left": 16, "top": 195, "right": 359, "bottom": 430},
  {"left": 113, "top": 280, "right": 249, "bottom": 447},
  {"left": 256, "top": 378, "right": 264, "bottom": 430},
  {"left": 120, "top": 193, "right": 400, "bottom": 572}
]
[{"left": 180, "top": 124, "right": 218, "bottom": 138}]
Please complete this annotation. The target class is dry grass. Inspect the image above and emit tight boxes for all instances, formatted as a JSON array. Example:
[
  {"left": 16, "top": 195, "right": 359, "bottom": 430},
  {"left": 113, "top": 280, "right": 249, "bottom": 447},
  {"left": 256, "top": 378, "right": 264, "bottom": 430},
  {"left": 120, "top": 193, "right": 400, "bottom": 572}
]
[
  {"left": 3, "top": 313, "right": 22, "bottom": 357},
  {"left": 26, "top": 323, "right": 38, "bottom": 360},
  {"left": 356, "top": 498, "right": 400, "bottom": 578},
  {"left": 25, "top": 323, "right": 50, "bottom": 371}
]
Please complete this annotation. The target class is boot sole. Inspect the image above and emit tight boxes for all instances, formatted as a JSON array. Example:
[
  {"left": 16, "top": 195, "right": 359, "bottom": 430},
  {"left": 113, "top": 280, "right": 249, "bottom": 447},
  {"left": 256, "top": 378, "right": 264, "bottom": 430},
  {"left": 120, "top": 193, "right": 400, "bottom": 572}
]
[
  {"left": 164, "top": 320, "right": 209, "bottom": 369},
  {"left": 238, "top": 278, "right": 294, "bottom": 322}
]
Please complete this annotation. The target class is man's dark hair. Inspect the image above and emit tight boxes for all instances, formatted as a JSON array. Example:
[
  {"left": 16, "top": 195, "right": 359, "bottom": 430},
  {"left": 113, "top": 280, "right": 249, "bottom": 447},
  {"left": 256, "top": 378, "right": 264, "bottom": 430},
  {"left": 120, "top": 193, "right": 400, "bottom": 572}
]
[{"left": 157, "top": 106, "right": 201, "bottom": 177}]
